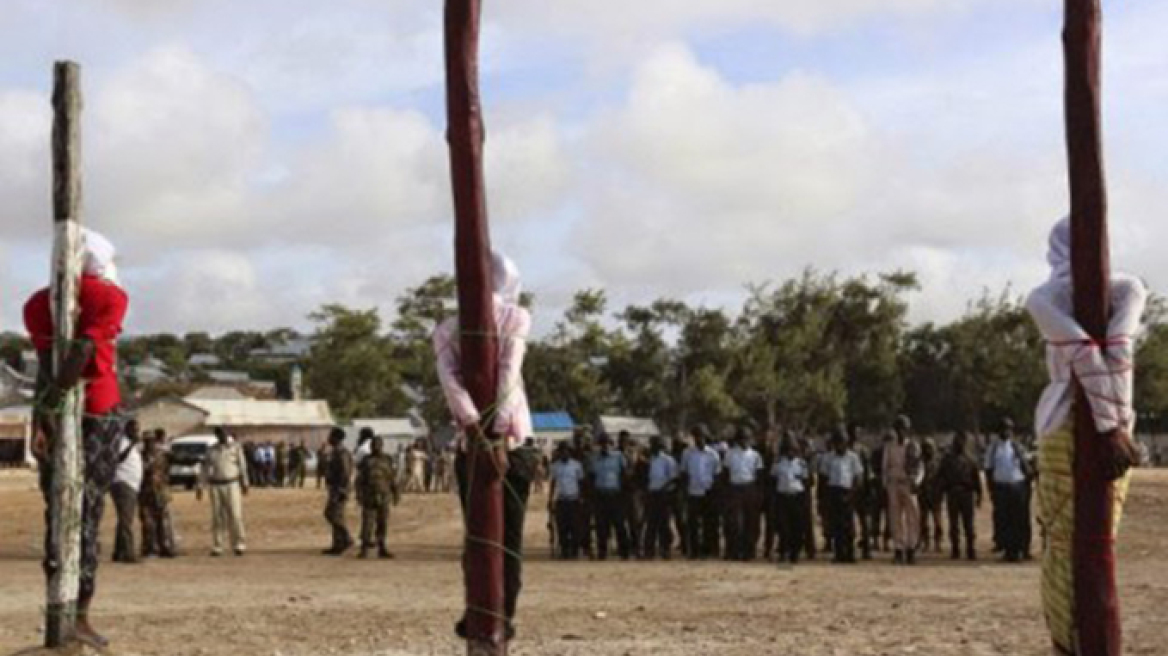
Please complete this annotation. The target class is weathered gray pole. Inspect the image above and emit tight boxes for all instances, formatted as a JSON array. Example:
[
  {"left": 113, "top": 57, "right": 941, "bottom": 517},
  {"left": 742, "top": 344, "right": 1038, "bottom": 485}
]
[{"left": 45, "top": 60, "right": 86, "bottom": 648}]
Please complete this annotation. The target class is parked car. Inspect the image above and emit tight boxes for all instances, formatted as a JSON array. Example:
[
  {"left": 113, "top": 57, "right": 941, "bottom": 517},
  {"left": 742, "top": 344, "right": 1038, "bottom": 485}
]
[{"left": 167, "top": 434, "right": 218, "bottom": 489}]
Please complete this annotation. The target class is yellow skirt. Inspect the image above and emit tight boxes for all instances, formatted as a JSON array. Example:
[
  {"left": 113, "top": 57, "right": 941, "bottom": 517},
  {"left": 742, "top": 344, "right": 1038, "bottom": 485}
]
[{"left": 1038, "top": 417, "right": 1130, "bottom": 654}]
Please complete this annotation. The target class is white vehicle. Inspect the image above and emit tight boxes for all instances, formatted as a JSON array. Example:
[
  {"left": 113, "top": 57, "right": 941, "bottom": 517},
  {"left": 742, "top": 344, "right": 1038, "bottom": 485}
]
[{"left": 167, "top": 434, "right": 218, "bottom": 489}]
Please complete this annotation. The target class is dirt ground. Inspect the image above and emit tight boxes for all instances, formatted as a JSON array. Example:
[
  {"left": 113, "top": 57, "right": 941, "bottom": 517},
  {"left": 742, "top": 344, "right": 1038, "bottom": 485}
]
[{"left": 1, "top": 470, "right": 1166, "bottom": 656}]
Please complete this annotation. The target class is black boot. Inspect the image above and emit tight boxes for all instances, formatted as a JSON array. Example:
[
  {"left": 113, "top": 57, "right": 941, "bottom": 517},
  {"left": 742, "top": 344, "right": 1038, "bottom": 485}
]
[
  {"left": 906, "top": 548, "right": 916, "bottom": 565},
  {"left": 893, "top": 549, "right": 904, "bottom": 565}
]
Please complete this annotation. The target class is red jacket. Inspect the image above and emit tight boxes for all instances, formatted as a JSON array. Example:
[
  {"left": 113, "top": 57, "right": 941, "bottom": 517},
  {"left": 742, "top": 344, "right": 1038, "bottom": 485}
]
[{"left": 24, "top": 274, "right": 129, "bottom": 415}]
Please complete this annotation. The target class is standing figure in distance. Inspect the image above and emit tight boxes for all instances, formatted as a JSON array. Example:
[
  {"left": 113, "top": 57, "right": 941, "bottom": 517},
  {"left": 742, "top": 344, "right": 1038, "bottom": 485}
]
[
  {"left": 917, "top": 438, "right": 945, "bottom": 553},
  {"left": 110, "top": 420, "right": 142, "bottom": 564},
  {"left": 883, "top": 415, "right": 922, "bottom": 565},
  {"left": 936, "top": 431, "right": 982, "bottom": 561},
  {"left": 138, "top": 429, "right": 177, "bottom": 559},
  {"left": 355, "top": 436, "right": 400, "bottom": 559},
  {"left": 197, "top": 427, "right": 249, "bottom": 557},
  {"left": 322, "top": 427, "right": 354, "bottom": 555}
]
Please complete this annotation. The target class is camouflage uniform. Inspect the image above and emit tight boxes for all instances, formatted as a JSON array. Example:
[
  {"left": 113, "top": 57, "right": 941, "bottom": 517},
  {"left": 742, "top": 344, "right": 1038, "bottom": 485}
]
[
  {"left": 138, "top": 442, "right": 176, "bottom": 557},
  {"left": 356, "top": 451, "right": 400, "bottom": 557},
  {"left": 323, "top": 445, "right": 354, "bottom": 553},
  {"left": 289, "top": 444, "right": 308, "bottom": 488}
]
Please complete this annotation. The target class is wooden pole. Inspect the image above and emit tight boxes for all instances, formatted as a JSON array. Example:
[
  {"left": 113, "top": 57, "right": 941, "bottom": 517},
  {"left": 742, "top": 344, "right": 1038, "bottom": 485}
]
[
  {"left": 1063, "top": 1, "right": 1122, "bottom": 653},
  {"left": 45, "top": 60, "right": 86, "bottom": 648},
  {"left": 443, "top": 2, "right": 506, "bottom": 655}
]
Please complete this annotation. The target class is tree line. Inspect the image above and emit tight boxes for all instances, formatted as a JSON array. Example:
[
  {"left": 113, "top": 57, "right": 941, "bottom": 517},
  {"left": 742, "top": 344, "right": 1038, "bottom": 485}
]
[{"left": 3, "top": 269, "right": 1164, "bottom": 435}]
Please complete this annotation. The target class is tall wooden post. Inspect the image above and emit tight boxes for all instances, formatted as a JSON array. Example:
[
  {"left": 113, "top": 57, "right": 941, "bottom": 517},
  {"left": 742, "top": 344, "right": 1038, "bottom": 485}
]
[
  {"left": 1064, "top": 1, "right": 1122, "bottom": 653},
  {"left": 443, "top": 2, "right": 506, "bottom": 655},
  {"left": 45, "top": 60, "right": 86, "bottom": 648}
]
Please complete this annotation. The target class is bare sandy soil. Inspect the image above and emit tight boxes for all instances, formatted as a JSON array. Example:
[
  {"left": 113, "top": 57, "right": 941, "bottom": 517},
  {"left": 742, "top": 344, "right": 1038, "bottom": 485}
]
[{"left": 1, "top": 469, "right": 1166, "bottom": 656}]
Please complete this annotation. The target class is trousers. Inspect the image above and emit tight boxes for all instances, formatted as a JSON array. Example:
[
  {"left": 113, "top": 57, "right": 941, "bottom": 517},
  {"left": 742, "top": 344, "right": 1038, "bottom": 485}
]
[
  {"left": 887, "top": 482, "right": 920, "bottom": 551},
  {"left": 643, "top": 490, "right": 674, "bottom": 558},
  {"left": 210, "top": 482, "right": 246, "bottom": 553},
  {"left": 40, "top": 415, "right": 123, "bottom": 603},
  {"left": 456, "top": 450, "right": 532, "bottom": 622},
  {"left": 110, "top": 482, "right": 138, "bottom": 562}
]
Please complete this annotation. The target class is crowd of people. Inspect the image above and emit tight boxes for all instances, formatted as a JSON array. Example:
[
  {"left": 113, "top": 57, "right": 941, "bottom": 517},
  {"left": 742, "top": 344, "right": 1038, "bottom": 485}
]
[{"left": 543, "top": 417, "right": 1038, "bottom": 567}]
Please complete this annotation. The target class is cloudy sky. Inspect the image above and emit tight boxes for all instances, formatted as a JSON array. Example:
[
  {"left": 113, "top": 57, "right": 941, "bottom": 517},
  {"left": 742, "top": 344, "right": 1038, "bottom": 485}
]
[{"left": 1, "top": 0, "right": 1164, "bottom": 335}]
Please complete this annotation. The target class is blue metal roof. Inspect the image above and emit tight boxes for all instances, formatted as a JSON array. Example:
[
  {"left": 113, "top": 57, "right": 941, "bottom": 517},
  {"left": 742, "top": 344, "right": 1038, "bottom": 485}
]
[{"left": 531, "top": 411, "right": 575, "bottom": 431}]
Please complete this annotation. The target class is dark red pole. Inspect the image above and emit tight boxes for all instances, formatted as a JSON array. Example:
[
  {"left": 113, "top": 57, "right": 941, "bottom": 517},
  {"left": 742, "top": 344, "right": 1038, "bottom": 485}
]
[
  {"left": 1064, "top": 0, "right": 1121, "bottom": 653},
  {"left": 443, "top": 1, "right": 506, "bottom": 654}
]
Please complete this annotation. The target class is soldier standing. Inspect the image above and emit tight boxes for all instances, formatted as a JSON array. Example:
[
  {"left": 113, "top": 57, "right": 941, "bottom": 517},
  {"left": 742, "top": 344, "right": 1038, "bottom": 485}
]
[
  {"left": 316, "top": 441, "right": 329, "bottom": 489},
  {"left": 289, "top": 441, "right": 308, "bottom": 488},
  {"left": 138, "top": 429, "right": 176, "bottom": 558},
  {"left": 355, "top": 436, "right": 400, "bottom": 559},
  {"left": 918, "top": 438, "right": 946, "bottom": 552},
  {"left": 322, "top": 427, "right": 354, "bottom": 555},
  {"left": 936, "top": 431, "right": 983, "bottom": 560},
  {"left": 275, "top": 441, "right": 288, "bottom": 488}
]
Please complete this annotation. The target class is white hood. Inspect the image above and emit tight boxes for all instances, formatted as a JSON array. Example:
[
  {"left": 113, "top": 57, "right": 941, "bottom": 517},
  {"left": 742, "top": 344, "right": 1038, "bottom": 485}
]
[{"left": 82, "top": 227, "right": 119, "bottom": 285}]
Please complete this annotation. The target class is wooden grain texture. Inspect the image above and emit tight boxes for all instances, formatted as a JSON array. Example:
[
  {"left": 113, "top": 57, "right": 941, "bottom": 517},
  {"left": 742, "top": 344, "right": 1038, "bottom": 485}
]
[
  {"left": 45, "top": 60, "right": 86, "bottom": 649},
  {"left": 1063, "top": 1, "right": 1122, "bottom": 654},
  {"left": 443, "top": 2, "right": 506, "bottom": 654}
]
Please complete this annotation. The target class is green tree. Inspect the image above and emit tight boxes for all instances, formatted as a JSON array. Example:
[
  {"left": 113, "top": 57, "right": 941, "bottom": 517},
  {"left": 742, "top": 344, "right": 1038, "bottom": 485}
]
[{"left": 305, "top": 305, "right": 407, "bottom": 421}]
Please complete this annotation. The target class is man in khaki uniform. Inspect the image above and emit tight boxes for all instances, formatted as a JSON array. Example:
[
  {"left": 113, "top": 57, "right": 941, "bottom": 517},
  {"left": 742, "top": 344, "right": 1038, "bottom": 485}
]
[{"left": 197, "top": 427, "right": 250, "bottom": 556}]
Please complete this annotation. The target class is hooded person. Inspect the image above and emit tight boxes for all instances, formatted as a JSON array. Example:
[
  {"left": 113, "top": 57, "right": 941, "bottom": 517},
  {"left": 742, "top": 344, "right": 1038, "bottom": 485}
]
[
  {"left": 1026, "top": 217, "right": 1147, "bottom": 655},
  {"left": 433, "top": 250, "right": 534, "bottom": 643},
  {"left": 24, "top": 227, "right": 130, "bottom": 648}
]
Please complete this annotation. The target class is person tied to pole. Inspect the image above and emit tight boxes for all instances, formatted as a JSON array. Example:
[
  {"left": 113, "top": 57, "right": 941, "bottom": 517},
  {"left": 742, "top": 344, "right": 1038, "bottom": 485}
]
[
  {"left": 1027, "top": 217, "right": 1145, "bottom": 655},
  {"left": 25, "top": 227, "right": 129, "bottom": 649},
  {"left": 434, "top": 250, "right": 535, "bottom": 644},
  {"left": 197, "top": 427, "right": 249, "bottom": 557}
]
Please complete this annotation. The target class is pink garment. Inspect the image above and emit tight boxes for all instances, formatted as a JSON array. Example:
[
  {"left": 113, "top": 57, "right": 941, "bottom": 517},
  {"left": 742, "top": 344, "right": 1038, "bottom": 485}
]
[{"left": 433, "top": 303, "right": 533, "bottom": 451}]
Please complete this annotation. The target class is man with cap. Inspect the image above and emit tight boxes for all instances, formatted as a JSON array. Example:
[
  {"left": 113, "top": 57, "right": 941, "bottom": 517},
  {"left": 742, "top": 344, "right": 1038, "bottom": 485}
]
[
  {"left": 882, "top": 415, "right": 923, "bottom": 565},
  {"left": 434, "top": 250, "right": 536, "bottom": 642},
  {"left": 197, "top": 427, "right": 250, "bottom": 556},
  {"left": 138, "top": 429, "right": 176, "bottom": 559},
  {"left": 25, "top": 227, "right": 130, "bottom": 647},
  {"left": 590, "top": 433, "right": 631, "bottom": 560},
  {"left": 723, "top": 426, "right": 764, "bottom": 561},
  {"left": 936, "top": 431, "right": 983, "bottom": 560},
  {"left": 355, "top": 436, "right": 400, "bottom": 559},
  {"left": 643, "top": 436, "right": 678, "bottom": 560},
  {"left": 680, "top": 425, "right": 722, "bottom": 559},
  {"left": 548, "top": 441, "right": 585, "bottom": 559},
  {"left": 322, "top": 427, "right": 355, "bottom": 555}
]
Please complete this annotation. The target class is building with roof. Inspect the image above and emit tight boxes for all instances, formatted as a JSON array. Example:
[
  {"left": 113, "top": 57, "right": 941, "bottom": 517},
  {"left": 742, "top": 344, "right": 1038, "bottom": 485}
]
[
  {"left": 346, "top": 417, "right": 428, "bottom": 453},
  {"left": 594, "top": 415, "right": 661, "bottom": 445},
  {"left": 531, "top": 411, "right": 575, "bottom": 451},
  {"left": 0, "top": 405, "right": 32, "bottom": 468},
  {"left": 136, "top": 394, "right": 335, "bottom": 447}
]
